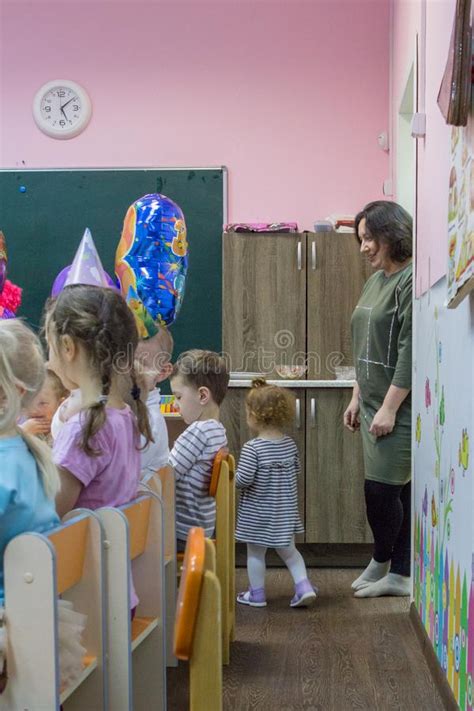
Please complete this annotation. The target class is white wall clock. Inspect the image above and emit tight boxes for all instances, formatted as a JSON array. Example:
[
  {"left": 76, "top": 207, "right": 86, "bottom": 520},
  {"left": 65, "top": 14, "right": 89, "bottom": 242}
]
[{"left": 33, "top": 79, "right": 92, "bottom": 139}]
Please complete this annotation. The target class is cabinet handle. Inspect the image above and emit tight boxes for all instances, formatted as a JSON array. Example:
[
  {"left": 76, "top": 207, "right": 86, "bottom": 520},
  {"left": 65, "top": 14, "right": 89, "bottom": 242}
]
[
  {"left": 310, "top": 398, "right": 316, "bottom": 428},
  {"left": 311, "top": 241, "right": 316, "bottom": 270},
  {"left": 296, "top": 398, "right": 301, "bottom": 429},
  {"left": 297, "top": 241, "right": 302, "bottom": 271}
]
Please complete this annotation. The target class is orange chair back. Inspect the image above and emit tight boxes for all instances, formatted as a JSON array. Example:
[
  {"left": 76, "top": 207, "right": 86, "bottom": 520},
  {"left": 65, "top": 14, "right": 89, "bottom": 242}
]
[
  {"left": 209, "top": 448, "right": 229, "bottom": 497},
  {"left": 123, "top": 496, "right": 152, "bottom": 560},
  {"left": 48, "top": 516, "right": 89, "bottom": 595},
  {"left": 174, "top": 527, "right": 206, "bottom": 660}
]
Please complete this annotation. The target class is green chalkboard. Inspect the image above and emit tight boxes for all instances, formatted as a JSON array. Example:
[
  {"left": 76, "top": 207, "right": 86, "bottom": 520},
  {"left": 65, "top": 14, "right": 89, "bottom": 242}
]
[{"left": 0, "top": 168, "right": 225, "bottom": 363}]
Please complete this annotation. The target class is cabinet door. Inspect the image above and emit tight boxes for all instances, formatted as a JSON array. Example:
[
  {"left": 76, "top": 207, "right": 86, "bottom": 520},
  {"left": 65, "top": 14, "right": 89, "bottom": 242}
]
[
  {"left": 223, "top": 233, "right": 306, "bottom": 377},
  {"left": 220, "top": 389, "right": 250, "bottom": 458},
  {"left": 221, "top": 388, "right": 306, "bottom": 539},
  {"left": 306, "top": 231, "right": 373, "bottom": 379},
  {"left": 305, "top": 389, "right": 371, "bottom": 543}
]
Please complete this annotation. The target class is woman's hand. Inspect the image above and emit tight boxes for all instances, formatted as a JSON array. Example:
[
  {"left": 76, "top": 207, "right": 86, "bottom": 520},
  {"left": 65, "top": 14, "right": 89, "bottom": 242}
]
[
  {"left": 343, "top": 398, "right": 360, "bottom": 432},
  {"left": 369, "top": 405, "right": 396, "bottom": 438}
]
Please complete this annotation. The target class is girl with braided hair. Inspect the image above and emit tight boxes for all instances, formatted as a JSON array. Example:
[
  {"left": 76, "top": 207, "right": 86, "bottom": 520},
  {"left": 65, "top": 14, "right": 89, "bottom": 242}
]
[
  {"left": 46, "top": 285, "right": 152, "bottom": 525},
  {"left": 236, "top": 379, "right": 317, "bottom": 608}
]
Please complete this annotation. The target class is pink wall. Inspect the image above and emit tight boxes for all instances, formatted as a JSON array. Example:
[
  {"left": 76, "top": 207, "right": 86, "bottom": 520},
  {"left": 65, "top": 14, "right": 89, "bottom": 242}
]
[
  {"left": 391, "top": 0, "right": 456, "bottom": 295},
  {"left": 0, "top": 0, "right": 389, "bottom": 230}
]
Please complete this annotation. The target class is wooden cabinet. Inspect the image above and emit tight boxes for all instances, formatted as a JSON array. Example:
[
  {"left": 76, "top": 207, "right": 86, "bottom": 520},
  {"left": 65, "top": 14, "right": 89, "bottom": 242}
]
[
  {"left": 305, "top": 389, "right": 371, "bottom": 543},
  {"left": 221, "top": 388, "right": 306, "bottom": 542},
  {"left": 306, "top": 232, "right": 373, "bottom": 379},
  {"left": 222, "top": 230, "right": 373, "bottom": 546},
  {"left": 223, "top": 232, "right": 306, "bottom": 376},
  {"left": 223, "top": 230, "right": 372, "bottom": 379}
]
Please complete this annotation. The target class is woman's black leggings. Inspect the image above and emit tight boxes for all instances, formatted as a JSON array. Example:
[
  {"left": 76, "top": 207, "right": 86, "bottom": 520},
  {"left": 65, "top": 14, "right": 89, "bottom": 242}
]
[{"left": 364, "top": 479, "right": 411, "bottom": 577}]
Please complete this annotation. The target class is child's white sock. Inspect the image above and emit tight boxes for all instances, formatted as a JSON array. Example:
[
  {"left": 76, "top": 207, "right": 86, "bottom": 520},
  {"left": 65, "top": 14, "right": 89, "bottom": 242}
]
[
  {"left": 353, "top": 572, "right": 411, "bottom": 598},
  {"left": 247, "top": 543, "right": 267, "bottom": 590},
  {"left": 351, "top": 558, "right": 391, "bottom": 590}
]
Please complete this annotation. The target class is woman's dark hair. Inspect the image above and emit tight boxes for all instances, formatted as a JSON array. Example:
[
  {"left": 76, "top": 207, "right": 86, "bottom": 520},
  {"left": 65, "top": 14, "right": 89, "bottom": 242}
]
[
  {"left": 354, "top": 201, "right": 413, "bottom": 262},
  {"left": 46, "top": 284, "right": 152, "bottom": 455}
]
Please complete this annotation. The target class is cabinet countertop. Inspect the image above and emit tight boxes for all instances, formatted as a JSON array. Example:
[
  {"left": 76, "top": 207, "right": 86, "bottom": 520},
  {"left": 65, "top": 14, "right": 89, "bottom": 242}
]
[{"left": 229, "top": 377, "right": 355, "bottom": 389}]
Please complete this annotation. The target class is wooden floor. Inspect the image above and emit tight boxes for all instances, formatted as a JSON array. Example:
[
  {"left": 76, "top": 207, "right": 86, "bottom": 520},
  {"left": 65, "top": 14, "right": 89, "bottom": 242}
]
[{"left": 167, "top": 568, "right": 444, "bottom": 711}]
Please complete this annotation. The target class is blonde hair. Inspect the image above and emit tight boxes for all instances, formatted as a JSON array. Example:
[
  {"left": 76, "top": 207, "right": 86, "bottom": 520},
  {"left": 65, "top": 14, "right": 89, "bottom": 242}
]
[
  {"left": 0, "top": 320, "right": 59, "bottom": 499},
  {"left": 246, "top": 378, "right": 295, "bottom": 429},
  {"left": 171, "top": 349, "right": 229, "bottom": 405},
  {"left": 46, "top": 285, "right": 152, "bottom": 455}
]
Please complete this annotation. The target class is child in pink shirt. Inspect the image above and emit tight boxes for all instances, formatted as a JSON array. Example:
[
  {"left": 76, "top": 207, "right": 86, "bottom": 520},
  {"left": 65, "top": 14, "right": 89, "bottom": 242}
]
[
  {"left": 53, "top": 406, "right": 142, "bottom": 510},
  {"left": 47, "top": 285, "right": 152, "bottom": 608}
]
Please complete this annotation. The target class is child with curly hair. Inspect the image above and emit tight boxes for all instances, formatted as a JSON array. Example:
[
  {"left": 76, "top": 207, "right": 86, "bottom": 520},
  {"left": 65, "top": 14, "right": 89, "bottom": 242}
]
[{"left": 236, "top": 379, "right": 317, "bottom": 608}]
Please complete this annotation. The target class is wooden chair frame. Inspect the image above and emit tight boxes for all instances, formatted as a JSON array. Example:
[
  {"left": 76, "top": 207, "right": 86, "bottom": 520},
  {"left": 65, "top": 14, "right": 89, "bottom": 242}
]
[
  {"left": 175, "top": 447, "right": 236, "bottom": 664},
  {"left": 144, "top": 466, "right": 178, "bottom": 667},
  {"left": 97, "top": 492, "right": 166, "bottom": 711},
  {"left": 174, "top": 528, "right": 222, "bottom": 711},
  {"left": 3, "top": 511, "right": 107, "bottom": 710}
]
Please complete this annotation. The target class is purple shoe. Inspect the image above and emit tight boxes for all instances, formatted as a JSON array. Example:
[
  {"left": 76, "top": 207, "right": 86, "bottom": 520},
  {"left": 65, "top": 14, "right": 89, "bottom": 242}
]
[
  {"left": 290, "top": 578, "right": 317, "bottom": 608},
  {"left": 236, "top": 587, "right": 267, "bottom": 607}
]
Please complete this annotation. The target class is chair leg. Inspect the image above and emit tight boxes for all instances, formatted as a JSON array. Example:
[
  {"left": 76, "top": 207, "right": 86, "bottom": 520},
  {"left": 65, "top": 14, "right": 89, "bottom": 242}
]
[
  {"left": 165, "top": 562, "right": 178, "bottom": 667},
  {"left": 190, "top": 571, "right": 222, "bottom": 711}
]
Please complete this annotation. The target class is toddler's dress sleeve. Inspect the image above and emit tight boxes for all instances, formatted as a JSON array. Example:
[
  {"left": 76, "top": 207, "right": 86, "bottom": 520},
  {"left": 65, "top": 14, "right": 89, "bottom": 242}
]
[{"left": 235, "top": 442, "right": 258, "bottom": 489}]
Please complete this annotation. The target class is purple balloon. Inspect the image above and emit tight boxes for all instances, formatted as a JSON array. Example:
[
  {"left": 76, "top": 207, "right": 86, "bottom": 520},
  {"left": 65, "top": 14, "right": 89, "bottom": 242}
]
[
  {"left": 51, "top": 265, "right": 118, "bottom": 297},
  {"left": 0, "top": 261, "right": 6, "bottom": 295}
]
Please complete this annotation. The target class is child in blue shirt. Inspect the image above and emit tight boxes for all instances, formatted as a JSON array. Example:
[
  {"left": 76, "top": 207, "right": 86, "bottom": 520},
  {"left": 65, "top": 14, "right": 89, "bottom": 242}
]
[{"left": 0, "top": 320, "right": 60, "bottom": 603}]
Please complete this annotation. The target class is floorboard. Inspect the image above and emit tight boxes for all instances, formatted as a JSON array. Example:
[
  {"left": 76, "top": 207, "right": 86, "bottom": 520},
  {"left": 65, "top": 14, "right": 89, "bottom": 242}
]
[{"left": 167, "top": 568, "right": 445, "bottom": 711}]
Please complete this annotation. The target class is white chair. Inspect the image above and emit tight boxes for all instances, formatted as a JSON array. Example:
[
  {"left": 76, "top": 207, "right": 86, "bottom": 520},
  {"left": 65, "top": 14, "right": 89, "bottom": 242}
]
[
  {"left": 98, "top": 492, "right": 166, "bottom": 711},
  {"left": 145, "top": 465, "right": 177, "bottom": 667},
  {"left": 2, "top": 511, "right": 107, "bottom": 710}
]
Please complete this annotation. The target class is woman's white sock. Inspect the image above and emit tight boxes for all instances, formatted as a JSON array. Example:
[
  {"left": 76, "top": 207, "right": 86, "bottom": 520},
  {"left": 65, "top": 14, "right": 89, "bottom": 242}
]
[
  {"left": 354, "top": 572, "right": 411, "bottom": 598},
  {"left": 351, "top": 558, "right": 391, "bottom": 590}
]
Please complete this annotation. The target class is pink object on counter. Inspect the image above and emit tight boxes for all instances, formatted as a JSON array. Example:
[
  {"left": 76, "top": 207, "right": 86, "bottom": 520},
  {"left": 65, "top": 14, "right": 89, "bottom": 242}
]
[{"left": 224, "top": 223, "right": 299, "bottom": 233}]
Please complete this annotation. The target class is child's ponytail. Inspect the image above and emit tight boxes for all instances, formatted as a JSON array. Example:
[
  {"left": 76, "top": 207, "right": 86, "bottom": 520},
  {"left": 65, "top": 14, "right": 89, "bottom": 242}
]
[
  {"left": 80, "top": 318, "right": 113, "bottom": 455},
  {"left": 130, "top": 367, "right": 153, "bottom": 446},
  {"left": 251, "top": 377, "right": 268, "bottom": 389}
]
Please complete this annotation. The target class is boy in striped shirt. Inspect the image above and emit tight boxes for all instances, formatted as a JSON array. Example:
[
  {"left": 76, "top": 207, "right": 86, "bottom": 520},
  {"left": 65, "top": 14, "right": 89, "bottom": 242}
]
[{"left": 169, "top": 350, "right": 229, "bottom": 551}]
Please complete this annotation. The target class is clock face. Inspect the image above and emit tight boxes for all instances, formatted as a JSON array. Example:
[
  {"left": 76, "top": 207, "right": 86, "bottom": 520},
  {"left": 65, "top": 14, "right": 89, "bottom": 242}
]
[
  {"left": 41, "top": 86, "right": 82, "bottom": 131},
  {"left": 33, "top": 80, "right": 92, "bottom": 139}
]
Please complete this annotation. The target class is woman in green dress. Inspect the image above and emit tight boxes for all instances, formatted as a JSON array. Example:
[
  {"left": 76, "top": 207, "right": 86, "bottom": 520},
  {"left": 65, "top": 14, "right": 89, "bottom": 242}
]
[{"left": 344, "top": 201, "right": 413, "bottom": 598}]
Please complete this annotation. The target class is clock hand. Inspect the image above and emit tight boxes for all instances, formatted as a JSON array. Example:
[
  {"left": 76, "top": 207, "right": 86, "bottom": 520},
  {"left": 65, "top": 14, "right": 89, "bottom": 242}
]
[{"left": 60, "top": 97, "right": 76, "bottom": 111}]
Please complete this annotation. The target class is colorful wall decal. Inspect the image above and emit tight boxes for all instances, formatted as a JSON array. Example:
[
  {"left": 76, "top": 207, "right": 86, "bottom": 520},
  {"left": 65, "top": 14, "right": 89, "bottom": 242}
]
[{"left": 414, "top": 278, "right": 473, "bottom": 708}]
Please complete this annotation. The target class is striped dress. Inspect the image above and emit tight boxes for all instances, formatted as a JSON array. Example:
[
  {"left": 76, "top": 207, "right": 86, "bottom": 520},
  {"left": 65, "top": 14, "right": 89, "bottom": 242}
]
[
  {"left": 235, "top": 436, "right": 304, "bottom": 548},
  {"left": 169, "top": 419, "right": 227, "bottom": 542}
]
